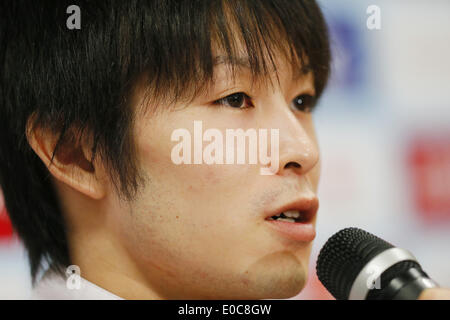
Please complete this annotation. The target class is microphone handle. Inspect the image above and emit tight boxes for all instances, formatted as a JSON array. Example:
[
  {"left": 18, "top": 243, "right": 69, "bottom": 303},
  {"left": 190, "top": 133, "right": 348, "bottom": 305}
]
[{"left": 379, "top": 268, "right": 439, "bottom": 300}]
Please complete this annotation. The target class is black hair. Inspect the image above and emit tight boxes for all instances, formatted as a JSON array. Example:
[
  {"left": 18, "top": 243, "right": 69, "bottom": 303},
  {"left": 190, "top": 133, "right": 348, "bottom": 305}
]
[{"left": 0, "top": 0, "right": 331, "bottom": 283}]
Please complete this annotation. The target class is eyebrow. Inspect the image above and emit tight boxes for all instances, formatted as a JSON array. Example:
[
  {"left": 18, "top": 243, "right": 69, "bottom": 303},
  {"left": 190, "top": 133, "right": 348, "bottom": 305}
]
[{"left": 212, "top": 55, "right": 312, "bottom": 81}]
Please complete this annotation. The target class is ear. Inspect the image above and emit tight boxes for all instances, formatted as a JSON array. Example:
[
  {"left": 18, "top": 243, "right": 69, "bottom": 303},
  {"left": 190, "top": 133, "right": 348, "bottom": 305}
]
[{"left": 26, "top": 123, "right": 107, "bottom": 200}]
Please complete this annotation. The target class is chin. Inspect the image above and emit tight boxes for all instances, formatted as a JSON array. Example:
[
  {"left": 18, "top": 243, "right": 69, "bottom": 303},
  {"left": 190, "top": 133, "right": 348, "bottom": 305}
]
[
  {"left": 268, "top": 274, "right": 306, "bottom": 299},
  {"left": 239, "top": 266, "right": 307, "bottom": 300}
]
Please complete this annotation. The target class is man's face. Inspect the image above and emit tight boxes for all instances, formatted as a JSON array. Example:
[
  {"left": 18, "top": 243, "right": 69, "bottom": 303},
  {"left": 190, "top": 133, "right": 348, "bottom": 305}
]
[{"left": 109, "top": 52, "right": 321, "bottom": 299}]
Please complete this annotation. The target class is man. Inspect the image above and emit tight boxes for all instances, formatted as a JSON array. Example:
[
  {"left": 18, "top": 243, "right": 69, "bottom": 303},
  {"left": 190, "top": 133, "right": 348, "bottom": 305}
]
[{"left": 0, "top": 0, "right": 448, "bottom": 300}]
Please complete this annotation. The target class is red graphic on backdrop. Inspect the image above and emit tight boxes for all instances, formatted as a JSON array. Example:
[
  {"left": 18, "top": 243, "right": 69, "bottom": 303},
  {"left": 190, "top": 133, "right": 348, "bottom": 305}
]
[
  {"left": 0, "top": 191, "right": 14, "bottom": 239},
  {"left": 408, "top": 136, "right": 450, "bottom": 222}
]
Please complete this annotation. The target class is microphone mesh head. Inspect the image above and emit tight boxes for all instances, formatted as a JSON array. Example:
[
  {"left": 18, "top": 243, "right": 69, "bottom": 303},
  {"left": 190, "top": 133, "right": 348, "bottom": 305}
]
[{"left": 316, "top": 227, "right": 394, "bottom": 300}]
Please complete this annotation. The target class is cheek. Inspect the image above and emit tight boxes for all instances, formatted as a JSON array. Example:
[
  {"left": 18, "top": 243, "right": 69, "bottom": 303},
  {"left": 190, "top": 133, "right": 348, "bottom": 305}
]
[
  {"left": 307, "top": 124, "right": 321, "bottom": 191},
  {"left": 310, "top": 159, "right": 321, "bottom": 192},
  {"left": 184, "top": 164, "right": 230, "bottom": 194}
]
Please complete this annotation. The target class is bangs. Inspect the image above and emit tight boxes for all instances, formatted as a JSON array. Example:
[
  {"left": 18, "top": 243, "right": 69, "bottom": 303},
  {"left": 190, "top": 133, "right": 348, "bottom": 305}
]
[{"left": 133, "top": 0, "right": 331, "bottom": 111}]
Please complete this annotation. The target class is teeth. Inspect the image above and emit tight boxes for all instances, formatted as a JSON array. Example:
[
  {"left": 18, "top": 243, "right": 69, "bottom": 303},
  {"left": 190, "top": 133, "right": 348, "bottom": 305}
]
[
  {"left": 268, "top": 217, "right": 295, "bottom": 222},
  {"left": 282, "top": 210, "right": 301, "bottom": 218},
  {"left": 267, "top": 210, "right": 306, "bottom": 222},
  {"left": 276, "top": 217, "right": 296, "bottom": 223}
]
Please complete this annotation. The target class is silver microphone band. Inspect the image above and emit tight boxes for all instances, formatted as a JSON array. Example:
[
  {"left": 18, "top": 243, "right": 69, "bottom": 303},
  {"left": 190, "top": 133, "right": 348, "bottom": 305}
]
[{"left": 349, "top": 247, "right": 419, "bottom": 300}]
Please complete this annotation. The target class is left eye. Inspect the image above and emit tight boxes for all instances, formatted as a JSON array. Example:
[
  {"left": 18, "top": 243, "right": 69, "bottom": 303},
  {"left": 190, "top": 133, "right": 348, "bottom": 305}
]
[
  {"left": 213, "top": 92, "right": 254, "bottom": 109},
  {"left": 291, "top": 94, "right": 315, "bottom": 113}
]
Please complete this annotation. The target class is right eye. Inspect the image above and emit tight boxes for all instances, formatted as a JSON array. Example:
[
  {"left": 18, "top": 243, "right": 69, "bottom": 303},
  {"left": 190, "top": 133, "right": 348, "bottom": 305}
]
[
  {"left": 290, "top": 94, "right": 316, "bottom": 113},
  {"left": 213, "top": 92, "right": 254, "bottom": 109}
]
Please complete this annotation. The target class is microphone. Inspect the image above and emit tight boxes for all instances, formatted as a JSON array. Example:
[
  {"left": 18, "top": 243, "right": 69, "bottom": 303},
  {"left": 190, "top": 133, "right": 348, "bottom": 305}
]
[{"left": 316, "top": 227, "right": 439, "bottom": 300}]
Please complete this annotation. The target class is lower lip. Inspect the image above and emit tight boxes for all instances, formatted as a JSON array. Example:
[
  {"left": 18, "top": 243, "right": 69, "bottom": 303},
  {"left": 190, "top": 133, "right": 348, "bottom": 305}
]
[{"left": 265, "top": 219, "right": 316, "bottom": 242}]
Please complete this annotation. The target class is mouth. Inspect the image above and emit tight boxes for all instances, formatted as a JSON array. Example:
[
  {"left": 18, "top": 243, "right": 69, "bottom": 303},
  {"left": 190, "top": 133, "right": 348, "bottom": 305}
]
[
  {"left": 266, "top": 210, "right": 313, "bottom": 223},
  {"left": 264, "top": 197, "right": 318, "bottom": 242}
]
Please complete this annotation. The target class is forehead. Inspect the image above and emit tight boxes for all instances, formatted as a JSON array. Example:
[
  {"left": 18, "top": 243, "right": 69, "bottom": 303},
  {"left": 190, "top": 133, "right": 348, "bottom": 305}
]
[
  {"left": 208, "top": 12, "right": 313, "bottom": 86},
  {"left": 213, "top": 54, "right": 312, "bottom": 80},
  {"left": 209, "top": 49, "right": 315, "bottom": 94}
]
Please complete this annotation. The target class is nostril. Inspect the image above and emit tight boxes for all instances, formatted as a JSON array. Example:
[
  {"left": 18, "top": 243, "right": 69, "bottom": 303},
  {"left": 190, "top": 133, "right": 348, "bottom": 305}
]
[{"left": 284, "top": 161, "right": 302, "bottom": 169}]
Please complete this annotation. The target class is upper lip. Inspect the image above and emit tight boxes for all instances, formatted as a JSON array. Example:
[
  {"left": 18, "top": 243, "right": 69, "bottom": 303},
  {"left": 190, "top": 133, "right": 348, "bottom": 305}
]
[{"left": 264, "top": 196, "right": 319, "bottom": 221}]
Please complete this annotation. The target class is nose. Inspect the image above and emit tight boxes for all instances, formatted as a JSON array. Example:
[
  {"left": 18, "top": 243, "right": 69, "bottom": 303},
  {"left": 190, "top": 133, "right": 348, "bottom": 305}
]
[
  {"left": 277, "top": 134, "right": 319, "bottom": 176},
  {"left": 267, "top": 100, "right": 320, "bottom": 176}
]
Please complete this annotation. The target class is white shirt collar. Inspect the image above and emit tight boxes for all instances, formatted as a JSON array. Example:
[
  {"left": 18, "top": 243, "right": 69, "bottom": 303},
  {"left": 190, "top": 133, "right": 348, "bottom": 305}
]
[{"left": 30, "top": 270, "right": 123, "bottom": 300}]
